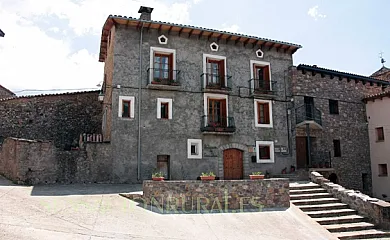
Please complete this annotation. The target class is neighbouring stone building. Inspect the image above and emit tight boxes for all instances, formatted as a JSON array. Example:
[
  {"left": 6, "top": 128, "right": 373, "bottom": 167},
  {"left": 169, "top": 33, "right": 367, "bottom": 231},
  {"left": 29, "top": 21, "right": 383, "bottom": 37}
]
[
  {"left": 291, "top": 64, "right": 390, "bottom": 193},
  {"left": 0, "top": 85, "right": 15, "bottom": 99},
  {"left": 99, "top": 6, "right": 302, "bottom": 183},
  {"left": 0, "top": 29, "right": 4, "bottom": 37}
]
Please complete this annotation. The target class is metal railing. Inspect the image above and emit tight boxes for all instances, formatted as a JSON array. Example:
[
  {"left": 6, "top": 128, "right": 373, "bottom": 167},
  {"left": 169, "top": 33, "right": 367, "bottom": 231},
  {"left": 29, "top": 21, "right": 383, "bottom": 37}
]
[
  {"left": 248, "top": 79, "right": 276, "bottom": 95},
  {"left": 200, "top": 115, "right": 236, "bottom": 133},
  {"left": 295, "top": 104, "right": 322, "bottom": 126},
  {"left": 147, "top": 68, "right": 181, "bottom": 85},
  {"left": 201, "top": 73, "right": 232, "bottom": 90}
]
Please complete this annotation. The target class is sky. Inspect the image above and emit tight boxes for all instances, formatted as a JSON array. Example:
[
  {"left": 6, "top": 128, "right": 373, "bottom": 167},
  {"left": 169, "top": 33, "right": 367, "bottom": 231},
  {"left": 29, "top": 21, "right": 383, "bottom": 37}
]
[{"left": 0, "top": 0, "right": 389, "bottom": 95}]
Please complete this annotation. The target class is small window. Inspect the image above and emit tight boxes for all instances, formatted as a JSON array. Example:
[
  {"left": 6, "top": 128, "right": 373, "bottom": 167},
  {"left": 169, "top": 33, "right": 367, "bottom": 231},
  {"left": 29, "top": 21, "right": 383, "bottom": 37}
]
[
  {"left": 157, "top": 98, "right": 172, "bottom": 119},
  {"left": 187, "top": 139, "right": 202, "bottom": 159},
  {"left": 256, "top": 141, "right": 274, "bottom": 163},
  {"left": 333, "top": 140, "right": 341, "bottom": 157},
  {"left": 329, "top": 99, "right": 339, "bottom": 114},
  {"left": 362, "top": 173, "right": 369, "bottom": 192},
  {"left": 118, "top": 96, "right": 135, "bottom": 119},
  {"left": 149, "top": 47, "right": 176, "bottom": 84},
  {"left": 379, "top": 164, "right": 388, "bottom": 177},
  {"left": 376, "top": 127, "right": 385, "bottom": 142},
  {"left": 254, "top": 99, "right": 273, "bottom": 128}
]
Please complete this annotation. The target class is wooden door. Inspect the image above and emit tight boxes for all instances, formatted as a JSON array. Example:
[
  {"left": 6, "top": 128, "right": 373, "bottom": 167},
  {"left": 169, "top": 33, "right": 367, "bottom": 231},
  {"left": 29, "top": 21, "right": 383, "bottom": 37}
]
[
  {"left": 296, "top": 137, "right": 307, "bottom": 169},
  {"left": 223, "top": 149, "right": 243, "bottom": 180}
]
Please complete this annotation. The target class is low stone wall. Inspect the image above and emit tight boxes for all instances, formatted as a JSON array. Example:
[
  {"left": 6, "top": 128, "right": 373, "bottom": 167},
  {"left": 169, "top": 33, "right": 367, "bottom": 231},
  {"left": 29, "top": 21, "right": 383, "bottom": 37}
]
[
  {"left": 310, "top": 171, "right": 390, "bottom": 230},
  {"left": 142, "top": 179, "right": 289, "bottom": 213}
]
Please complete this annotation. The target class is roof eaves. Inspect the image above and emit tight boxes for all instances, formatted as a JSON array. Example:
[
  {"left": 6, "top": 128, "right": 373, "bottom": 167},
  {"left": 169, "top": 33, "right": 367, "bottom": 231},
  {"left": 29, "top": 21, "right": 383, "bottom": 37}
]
[
  {"left": 0, "top": 90, "right": 99, "bottom": 102},
  {"left": 363, "top": 91, "right": 390, "bottom": 101}
]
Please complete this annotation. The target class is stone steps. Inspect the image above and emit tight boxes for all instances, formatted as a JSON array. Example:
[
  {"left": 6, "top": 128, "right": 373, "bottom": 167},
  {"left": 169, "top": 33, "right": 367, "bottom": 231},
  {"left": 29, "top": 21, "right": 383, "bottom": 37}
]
[
  {"left": 323, "top": 222, "right": 376, "bottom": 232},
  {"left": 290, "top": 192, "right": 332, "bottom": 200},
  {"left": 304, "top": 208, "right": 357, "bottom": 218},
  {"left": 290, "top": 181, "right": 390, "bottom": 239}
]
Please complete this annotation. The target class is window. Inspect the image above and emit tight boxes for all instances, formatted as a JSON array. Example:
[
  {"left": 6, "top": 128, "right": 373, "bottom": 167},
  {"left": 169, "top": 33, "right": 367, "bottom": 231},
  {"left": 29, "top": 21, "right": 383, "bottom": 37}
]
[
  {"left": 203, "top": 54, "right": 227, "bottom": 89},
  {"left": 379, "top": 164, "right": 388, "bottom": 177},
  {"left": 376, "top": 127, "right": 385, "bottom": 142},
  {"left": 157, "top": 98, "right": 173, "bottom": 119},
  {"left": 250, "top": 60, "right": 271, "bottom": 93},
  {"left": 149, "top": 47, "right": 176, "bottom": 84},
  {"left": 203, "top": 93, "right": 228, "bottom": 127},
  {"left": 329, "top": 99, "right": 339, "bottom": 114},
  {"left": 254, "top": 99, "right": 273, "bottom": 128},
  {"left": 362, "top": 173, "right": 369, "bottom": 192},
  {"left": 256, "top": 141, "right": 275, "bottom": 163},
  {"left": 118, "top": 96, "right": 135, "bottom": 119},
  {"left": 187, "top": 139, "right": 202, "bottom": 159},
  {"left": 333, "top": 139, "right": 341, "bottom": 157}
]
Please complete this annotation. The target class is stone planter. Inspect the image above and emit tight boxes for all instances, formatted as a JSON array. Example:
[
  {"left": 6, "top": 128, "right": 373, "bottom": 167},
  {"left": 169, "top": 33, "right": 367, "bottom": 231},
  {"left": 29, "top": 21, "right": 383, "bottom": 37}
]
[
  {"left": 200, "top": 176, "right": 215, "bottom": 181},
  {"left": 250, "top": 175, "right": 265, "bottom": 180},
  {"left": 152, "top": 177, "right": 164, "bottom": 181}
]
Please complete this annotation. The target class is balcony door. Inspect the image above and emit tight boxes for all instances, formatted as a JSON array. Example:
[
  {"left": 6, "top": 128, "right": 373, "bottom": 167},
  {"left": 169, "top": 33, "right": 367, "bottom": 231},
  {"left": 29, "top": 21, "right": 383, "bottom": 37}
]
[
  {"left": 206, "top": 59, "right": 225, "bottom": 87},
  {"left": 254, "top": 65, "right": 270, "bottom": 92},
  {"left": 304, "top": 96, "right": 314, "bottom": 120},
  {"left": 208, "top": 98, "right": 227, "bottom": 127}
]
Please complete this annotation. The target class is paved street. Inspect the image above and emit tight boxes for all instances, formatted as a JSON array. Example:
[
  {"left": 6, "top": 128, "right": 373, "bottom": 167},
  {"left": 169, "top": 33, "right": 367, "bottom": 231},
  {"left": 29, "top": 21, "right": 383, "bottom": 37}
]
[{"left": 0, "top": 176, "right": 337, "bottom": 240}]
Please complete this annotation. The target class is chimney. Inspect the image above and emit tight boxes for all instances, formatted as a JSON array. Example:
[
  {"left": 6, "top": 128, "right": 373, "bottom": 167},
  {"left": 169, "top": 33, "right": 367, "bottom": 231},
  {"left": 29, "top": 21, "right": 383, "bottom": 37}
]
[{"left": 138, "top": 6, "right": 154, "bottom": 21}]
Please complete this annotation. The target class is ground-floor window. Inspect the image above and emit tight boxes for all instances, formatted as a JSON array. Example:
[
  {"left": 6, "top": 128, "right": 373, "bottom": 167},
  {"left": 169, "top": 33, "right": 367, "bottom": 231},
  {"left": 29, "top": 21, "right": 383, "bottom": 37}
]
[{"left": 256, "top": 141, "right": 274, "bottom": 163}]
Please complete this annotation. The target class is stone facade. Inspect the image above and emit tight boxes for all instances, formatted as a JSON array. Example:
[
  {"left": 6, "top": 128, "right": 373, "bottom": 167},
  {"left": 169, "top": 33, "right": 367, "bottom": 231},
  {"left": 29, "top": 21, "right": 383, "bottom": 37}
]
[
  {"left": 290, "top": 66, "right": 384, "bottom": 193},
  {"left": 101, "top": 17, "right": 298, "bottom": 183},
  {"left": 310, "top": 171, "right": 390, "bottom": 230},
  {"left": 0, "top": 137, "right": 112, "bottom": 184},
  {"left": 0, "top": 85, "right": 15, "bottom": 99},
  {"left": 142, "top": 178, "right": 289, "bottom": 212},
  {"left": 0, "top": 91, "right": 102, "bottom": 149}
]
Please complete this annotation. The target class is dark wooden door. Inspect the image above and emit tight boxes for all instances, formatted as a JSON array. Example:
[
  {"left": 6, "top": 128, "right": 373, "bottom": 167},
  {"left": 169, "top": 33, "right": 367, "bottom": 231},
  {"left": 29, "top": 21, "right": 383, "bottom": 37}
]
[
  {"left": 223, "top": 149, "right": 243, "bottom": 180},
  {"left": 296, "top": 137, "right": 307, "bottom": 169}
]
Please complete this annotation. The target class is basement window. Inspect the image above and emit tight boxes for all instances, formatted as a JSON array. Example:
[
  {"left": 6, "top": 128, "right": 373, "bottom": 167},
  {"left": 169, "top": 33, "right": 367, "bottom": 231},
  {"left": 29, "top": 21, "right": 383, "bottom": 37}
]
[
  {"left": 376, "top": 127, "right": 385, "bottom": 142},
  {"left": 379, "top": 164, "right": 388, "bottom": 177}
]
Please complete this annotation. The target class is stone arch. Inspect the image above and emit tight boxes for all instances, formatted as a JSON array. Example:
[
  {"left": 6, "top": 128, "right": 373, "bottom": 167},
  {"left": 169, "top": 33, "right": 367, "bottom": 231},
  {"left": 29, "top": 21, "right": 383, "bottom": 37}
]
[
  {"left": 328, "top": 173, "right": 338, "bottom": 184},
  {"left": 218, "top": 143, "right": 249, "bottom": 179}
]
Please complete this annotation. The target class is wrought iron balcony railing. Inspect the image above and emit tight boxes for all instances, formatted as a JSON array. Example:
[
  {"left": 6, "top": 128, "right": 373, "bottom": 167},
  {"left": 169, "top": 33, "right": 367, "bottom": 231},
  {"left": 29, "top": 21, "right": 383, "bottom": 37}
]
[
  {"left": 248, "top": 79, "right": 277, "bottom": 95},
  {"left": 147, "top": 68, "right": 181, "bottom": 86},
  {"left": 295, "top": 104, "right": 322, "bottom": 126},
  {"left": 201, "top": 73, "right": 232, "bottom": 91},
  {"left": 200, "top": 115, "right": 236, "bottom": 133}
]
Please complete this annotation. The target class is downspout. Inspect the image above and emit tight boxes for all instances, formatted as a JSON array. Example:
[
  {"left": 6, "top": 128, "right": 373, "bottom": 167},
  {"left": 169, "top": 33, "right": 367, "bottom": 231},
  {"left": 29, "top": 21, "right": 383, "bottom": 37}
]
[
  {"left": 284, "top": 67, "right": 292, "bottom": 156},
  {"left": 137, "top": 22, "right": 145, "bottom": 182}
]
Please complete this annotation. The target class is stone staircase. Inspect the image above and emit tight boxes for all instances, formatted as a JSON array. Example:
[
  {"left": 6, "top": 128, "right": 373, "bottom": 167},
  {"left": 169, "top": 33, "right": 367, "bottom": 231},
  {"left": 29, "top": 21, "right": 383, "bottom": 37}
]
[{"left": 290, "top": 182, "right": 390, "bottom": 239}]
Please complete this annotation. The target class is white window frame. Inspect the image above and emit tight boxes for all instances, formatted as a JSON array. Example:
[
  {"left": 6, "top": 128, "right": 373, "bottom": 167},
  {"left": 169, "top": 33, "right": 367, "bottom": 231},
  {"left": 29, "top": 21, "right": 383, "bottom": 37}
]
[
  {"left": 256, "top": 141, "right": 275, "bottom": 163},
  {"left": 254, "top": 99, "right": 273, "bottom": 128},
  {"left": 187, "top": 139, "right": 202, "bottom": 159},
  {"left": 157, "top": 98, "right": 173, "bottom": 119},
  {"left": 149, "top": 47, "right": 177, "bottom": 83},
  {"left": 250, "top": 60, "right": 272, "bottom": 93},
  {"left": 203, "top": 54, "right": 227, "bottom": 88},
  {"left": 203, "top": 93, "right": 229, "bottom": 126},
  {"left": 118, "top": 96, "right": 135, "bottom": 119}
]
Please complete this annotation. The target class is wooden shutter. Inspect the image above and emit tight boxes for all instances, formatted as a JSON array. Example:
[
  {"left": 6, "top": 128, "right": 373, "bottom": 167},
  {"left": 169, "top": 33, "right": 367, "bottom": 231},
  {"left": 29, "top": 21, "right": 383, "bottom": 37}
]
[
  {"left": 219, "top": 60, "right": 225, "bottom": 86},
  {"left": 263, "top": 66, "right": 270, "bottom": 91},
  {"left": 264, "top": 102, "right": 270, "bottom": 124},
  {"left": 221, "top": 99, "right": 227, "bottom": 126},
  {"left": 168, "top": 53, "right": 174, "bottom": 81}
]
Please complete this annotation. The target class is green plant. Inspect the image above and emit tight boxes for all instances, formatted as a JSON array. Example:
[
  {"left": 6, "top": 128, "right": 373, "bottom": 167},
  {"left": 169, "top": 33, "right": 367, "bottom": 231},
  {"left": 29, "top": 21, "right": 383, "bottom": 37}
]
[
  {"left": 201, "top": 171, "right": 216, "bottom": 177},
  {"left": 251, "top": 171, "right": 263, "bottom": 175},
  {"left": 152, "top": 172, "right": 164, "bottom": 178}
]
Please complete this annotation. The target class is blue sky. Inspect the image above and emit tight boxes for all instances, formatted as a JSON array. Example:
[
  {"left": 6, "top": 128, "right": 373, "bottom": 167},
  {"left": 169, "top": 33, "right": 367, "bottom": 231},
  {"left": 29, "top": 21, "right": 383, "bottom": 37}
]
[{"left": 0, "top": 0, "right": 389, "bottom": 95}]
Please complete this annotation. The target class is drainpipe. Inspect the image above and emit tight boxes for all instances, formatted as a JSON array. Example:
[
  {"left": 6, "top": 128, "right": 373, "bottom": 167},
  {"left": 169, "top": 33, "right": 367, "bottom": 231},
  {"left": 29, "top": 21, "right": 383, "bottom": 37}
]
[
  {"left": 137, "top": 22, "right": 145, "bottom": 182},
  {"left": 284, "top": 67, "right": 292, "bottom": 156},
  {"left": 306, "top": 123, "right": 311, "bottom": 167}
]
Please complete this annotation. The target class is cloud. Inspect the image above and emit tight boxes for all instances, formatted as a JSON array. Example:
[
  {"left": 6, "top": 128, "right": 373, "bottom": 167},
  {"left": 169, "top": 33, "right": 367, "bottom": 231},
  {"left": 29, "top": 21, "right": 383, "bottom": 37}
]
[
  {"left": 307, "top": 6, "right": 326, "bottom": 21},
  {"left": 0, "top": 0, "right": 192, "bottom": 94},
  {"left": 221, "top": 24, "right": 240, "bottom": 33}
]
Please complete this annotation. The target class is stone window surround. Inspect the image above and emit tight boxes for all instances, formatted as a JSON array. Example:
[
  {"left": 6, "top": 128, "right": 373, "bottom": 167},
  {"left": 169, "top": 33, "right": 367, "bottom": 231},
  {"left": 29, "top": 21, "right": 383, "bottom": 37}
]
[
  {"left": 118, "top": 96, "right": 135, "bottom": 119},
  {"left": 250, "top": 60, "right": 272, "bottom": 91},
  {"left": 157, "top": 98, "right": 173, "bottom": 119},
  {"left": 254, "top": 99, "right": 273, "bottom": 128},
  {"left": 256, "top": 140, "right": 275, "bottom": 163},
  {"left": 203, "top": 93, "right": 229, "bottom": 122},
  {"left": 149, "top": 47, "right": 177, "bottom": 83},
  {"left": 187, "top": 139, "right": 202, "bottom": 159},
  {"left": 202, "top": 54, "right": 227, "bottom": 88}
]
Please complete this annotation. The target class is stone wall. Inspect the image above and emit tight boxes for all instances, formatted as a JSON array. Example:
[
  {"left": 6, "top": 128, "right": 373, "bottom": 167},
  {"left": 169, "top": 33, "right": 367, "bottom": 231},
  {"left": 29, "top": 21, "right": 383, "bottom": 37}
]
[
  {"left": 310, "top": 171, "right": 390, "bottom": 230},
  {"left": 142, "top": 179, "right": 289, "bottom": 212},
  {"left": 291, "top": 67, "right": 383, "bottom": 193},
  {"left": 0, "top": 91, "right": 102, "bottom": 150},
  {"left": 0, "top": 137, "right": 112, "bottom": 184}
]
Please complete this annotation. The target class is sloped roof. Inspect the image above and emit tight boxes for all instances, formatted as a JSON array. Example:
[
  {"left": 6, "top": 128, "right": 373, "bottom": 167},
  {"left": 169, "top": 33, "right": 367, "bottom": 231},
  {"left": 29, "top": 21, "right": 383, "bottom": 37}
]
[
  {"left": 0, "top": 29, "right": 4, "bottom": 37},
  {"left": 0, "top": 90, "right": 99, "bottom": 102},
  {"left": 0, "top": 85, "right": 15, "bottom": 96},
  {"left": 364, "top": 90, "right": 390, "bottom": 102},
  {"left": 370, "top": 66, "right": 390, "bottom": 79},
  {"left": 99, "top": 15, "right": 302, "bottom": 62}
]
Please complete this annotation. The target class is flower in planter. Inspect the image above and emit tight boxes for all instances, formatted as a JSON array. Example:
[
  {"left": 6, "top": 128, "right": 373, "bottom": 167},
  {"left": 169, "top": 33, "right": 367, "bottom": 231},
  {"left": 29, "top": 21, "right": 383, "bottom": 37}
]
[{"left": 200, "top": 171, "right": 216, "bottom": 180}]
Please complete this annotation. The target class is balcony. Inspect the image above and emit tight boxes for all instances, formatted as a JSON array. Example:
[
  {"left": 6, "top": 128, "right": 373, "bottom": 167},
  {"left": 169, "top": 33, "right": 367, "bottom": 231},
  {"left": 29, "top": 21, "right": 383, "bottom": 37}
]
[
  {"left": 201, "top": 73, "right": 232, "bottom": 93},
  {"left": 248, "top": 79, "right": 277, "bottom": 98},
  {"left": 295, "top": 104, "right": 323, "bottom": 130},
  {"left": 200, "top": 115, "right": 236, "bottom": 134},
  {"left": 147, "top": 68, "right": 181, "bottom": 90}
]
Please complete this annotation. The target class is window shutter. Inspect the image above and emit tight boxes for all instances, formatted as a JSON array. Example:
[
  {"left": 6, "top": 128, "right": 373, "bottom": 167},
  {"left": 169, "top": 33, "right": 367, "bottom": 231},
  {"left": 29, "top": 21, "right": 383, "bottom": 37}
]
[
  {"left": 257, "top": 102, "right": 261, "bottom": 124},
  {"left": 264, "top": 103, "right": 270, "bottom": 124},
  {"left": 169, "top": 53, "right": 174, "bottom": 80}
]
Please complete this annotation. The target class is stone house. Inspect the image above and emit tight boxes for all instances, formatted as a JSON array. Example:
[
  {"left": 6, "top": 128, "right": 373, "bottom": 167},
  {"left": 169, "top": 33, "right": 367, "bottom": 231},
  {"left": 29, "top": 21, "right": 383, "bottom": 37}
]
[
  {"left": 0, "top": 85, "right": 15, "bottom": 99},
  {"left": 99, "top": 6, "right": 302, "bottom": 182},
  {"left": 364, "top": 91, "right": 390, "bottom": 201},
  {"left": 291, "top": 64, "right": 390, "bottom": 193}
]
